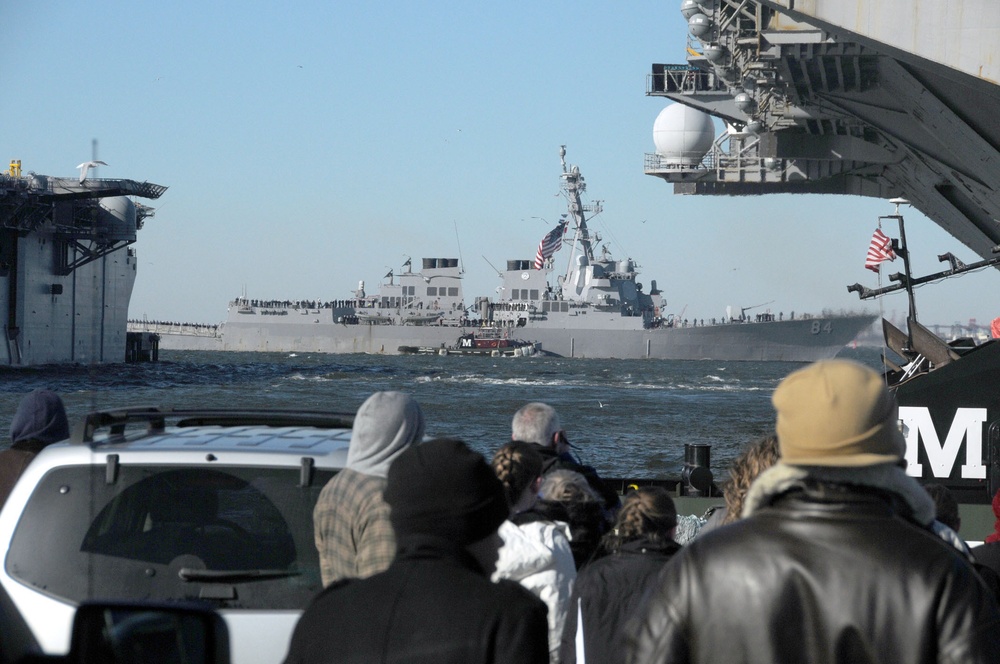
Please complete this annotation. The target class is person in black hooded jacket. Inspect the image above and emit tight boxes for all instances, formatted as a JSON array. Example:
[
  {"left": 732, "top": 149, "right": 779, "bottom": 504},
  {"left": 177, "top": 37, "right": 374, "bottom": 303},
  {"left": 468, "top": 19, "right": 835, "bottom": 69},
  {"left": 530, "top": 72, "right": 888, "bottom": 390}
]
[
  {"left": 560, "top": 487, "right": 680, "bottom": 664},
  {"left": 283, "top": 438, "right": 548, "bottom": 664}
]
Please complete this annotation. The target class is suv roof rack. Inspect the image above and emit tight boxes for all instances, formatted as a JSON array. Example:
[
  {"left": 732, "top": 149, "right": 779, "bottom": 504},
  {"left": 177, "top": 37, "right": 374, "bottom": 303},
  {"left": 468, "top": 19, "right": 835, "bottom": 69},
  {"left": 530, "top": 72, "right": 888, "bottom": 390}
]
[{"left": 70, "top": 407, "right": 355, "bottom": 444}]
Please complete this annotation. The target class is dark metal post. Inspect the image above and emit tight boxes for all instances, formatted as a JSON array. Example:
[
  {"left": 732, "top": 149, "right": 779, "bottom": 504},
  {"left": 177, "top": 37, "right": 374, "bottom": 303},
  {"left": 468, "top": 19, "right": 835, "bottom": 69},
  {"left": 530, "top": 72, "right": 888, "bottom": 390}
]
[{"left": 681, "top": 443, "right": 713, "bottom": 496}]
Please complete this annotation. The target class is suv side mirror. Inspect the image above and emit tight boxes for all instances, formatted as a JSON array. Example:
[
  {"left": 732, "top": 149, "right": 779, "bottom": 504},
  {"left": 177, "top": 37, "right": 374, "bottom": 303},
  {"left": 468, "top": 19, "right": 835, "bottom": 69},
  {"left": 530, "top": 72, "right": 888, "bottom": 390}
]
[{"left": 68, "top": 602, "right": 230, "bottom": 664}]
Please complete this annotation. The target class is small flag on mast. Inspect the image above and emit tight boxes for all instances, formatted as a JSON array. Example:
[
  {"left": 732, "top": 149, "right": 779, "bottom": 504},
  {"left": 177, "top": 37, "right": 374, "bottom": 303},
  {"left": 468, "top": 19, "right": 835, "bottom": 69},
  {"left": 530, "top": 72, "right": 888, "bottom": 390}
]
[
  {"left": 865, "top": 229, "right": 896, "bottom": 273},
  {"left": 534, "top": 220, "right": 568, "bottom": 269}
]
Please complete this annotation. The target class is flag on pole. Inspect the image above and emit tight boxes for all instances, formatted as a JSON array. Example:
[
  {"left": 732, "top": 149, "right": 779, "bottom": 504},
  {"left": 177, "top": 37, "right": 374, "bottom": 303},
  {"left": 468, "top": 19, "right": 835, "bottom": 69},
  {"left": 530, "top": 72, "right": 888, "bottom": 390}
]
[
  {"left": 865, "top": 229, "right": 896, "bottom": 273},
  {"left": 534, "top": 220, "right": 568, "bottom": 269}
]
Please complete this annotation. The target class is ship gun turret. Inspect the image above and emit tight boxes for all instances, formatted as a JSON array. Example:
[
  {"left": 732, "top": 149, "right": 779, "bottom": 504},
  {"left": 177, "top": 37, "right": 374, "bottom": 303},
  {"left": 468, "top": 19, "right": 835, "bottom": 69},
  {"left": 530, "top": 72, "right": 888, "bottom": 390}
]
[{"left": 740, "top": 300, "right": 775, "bottom": 321}]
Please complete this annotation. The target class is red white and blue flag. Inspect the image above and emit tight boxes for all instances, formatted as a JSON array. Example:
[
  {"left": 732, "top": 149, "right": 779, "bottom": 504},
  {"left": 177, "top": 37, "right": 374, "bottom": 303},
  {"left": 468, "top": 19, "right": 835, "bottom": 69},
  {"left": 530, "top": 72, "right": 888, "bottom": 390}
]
[
  {"left": 865, "top": 228, "right": 896, "bottom": 273},
  {"left": 534, "top": 220, "right": 568, "bottom": 269}
]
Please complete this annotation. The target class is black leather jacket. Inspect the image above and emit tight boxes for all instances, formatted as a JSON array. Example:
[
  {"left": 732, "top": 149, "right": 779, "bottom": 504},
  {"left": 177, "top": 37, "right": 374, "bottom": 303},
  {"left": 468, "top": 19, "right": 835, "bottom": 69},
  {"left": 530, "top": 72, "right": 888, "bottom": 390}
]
[{"left": 625, "top": 481, "right": 1000, "bottom": 664}]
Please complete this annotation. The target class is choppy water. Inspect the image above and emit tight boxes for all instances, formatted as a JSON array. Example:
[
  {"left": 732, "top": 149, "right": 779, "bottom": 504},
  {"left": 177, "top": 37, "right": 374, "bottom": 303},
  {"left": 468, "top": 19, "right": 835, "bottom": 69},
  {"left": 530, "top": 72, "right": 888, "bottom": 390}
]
[{"left": 0, "top": 347, "right": 882, "bottom": 479}]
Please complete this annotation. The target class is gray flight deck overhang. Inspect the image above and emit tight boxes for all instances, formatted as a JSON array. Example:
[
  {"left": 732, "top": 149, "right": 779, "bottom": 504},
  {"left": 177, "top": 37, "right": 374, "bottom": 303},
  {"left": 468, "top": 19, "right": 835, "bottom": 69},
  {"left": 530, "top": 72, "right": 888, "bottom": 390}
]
[{"left": 647, "top": 0, "right": 1000, "bottom": 267}]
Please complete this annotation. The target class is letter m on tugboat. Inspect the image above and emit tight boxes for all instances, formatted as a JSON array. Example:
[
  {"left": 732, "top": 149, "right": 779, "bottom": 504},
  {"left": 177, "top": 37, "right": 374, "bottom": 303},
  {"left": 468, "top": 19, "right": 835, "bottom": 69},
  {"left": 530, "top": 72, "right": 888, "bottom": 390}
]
[
  {"left": 891, "top": 351, "right": 1000, "bottom": 504},
  {"left": 901, "top": 407, "right": 987, "bottom": 482}
]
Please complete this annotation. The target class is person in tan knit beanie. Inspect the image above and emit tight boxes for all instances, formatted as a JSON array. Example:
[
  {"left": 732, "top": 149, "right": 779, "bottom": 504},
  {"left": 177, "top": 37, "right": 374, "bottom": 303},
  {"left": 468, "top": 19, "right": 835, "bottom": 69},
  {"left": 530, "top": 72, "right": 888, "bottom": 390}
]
[
  {"left": 626, "top": 359, "right": 1000, "bottom": 664},
  {"left": 772, "top": 357, "right": 906, "bottom": 467}
]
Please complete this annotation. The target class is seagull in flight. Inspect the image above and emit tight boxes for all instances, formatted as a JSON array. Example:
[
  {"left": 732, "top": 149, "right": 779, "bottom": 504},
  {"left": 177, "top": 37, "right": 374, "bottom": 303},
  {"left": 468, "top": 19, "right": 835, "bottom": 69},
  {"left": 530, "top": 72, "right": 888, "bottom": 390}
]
[{"left": 76, "top": 160, "right": 108, "bottom": 183}]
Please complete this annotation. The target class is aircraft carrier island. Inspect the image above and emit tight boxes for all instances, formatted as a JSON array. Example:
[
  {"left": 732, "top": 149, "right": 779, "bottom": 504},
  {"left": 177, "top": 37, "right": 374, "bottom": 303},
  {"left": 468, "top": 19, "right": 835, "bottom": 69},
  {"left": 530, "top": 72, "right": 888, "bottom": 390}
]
[{"left": 0, "top": 160, "right": 166, "bottom": 366}]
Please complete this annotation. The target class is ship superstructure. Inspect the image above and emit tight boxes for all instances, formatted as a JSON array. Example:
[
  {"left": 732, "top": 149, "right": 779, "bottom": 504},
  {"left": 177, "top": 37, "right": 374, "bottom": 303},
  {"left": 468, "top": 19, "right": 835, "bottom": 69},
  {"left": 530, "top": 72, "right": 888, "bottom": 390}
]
[
  {"left": 489, "top": 147, "right": 663, "bottom": 334},
  {"left": 217, "top": 257, "right": 470, "bottom": 355},
  {"left": 1, "top": 161, "right": 166, "bottom": 365}
]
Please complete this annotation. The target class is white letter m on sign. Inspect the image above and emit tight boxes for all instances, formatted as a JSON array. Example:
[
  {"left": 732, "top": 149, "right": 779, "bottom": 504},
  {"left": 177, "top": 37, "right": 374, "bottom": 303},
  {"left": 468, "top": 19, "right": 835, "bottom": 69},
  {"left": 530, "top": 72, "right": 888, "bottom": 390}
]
[{"left": 899, "top": 406, "right": 987, "bottom": 479}]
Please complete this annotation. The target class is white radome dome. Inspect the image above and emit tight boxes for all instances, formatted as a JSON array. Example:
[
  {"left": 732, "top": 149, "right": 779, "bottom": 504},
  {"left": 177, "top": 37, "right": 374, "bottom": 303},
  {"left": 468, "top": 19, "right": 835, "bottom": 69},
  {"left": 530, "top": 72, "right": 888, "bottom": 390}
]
[
  {"left": 702, "top": 43, "right": 727, "bottom": 63},
  {"left": 96, "top": 196, "right": 138, "bottom": 241},
  {"left": 688, "top": 12, "right": 713, "bottom": 37},
  {"left": 653, "top": 104, "right": 715, "bottom": 166},
  {"left": 680, "top": 0, "right": 702, "bottom": 19},
  {"left": 734, "top": 91, "right": 756, "bottom": 114}
]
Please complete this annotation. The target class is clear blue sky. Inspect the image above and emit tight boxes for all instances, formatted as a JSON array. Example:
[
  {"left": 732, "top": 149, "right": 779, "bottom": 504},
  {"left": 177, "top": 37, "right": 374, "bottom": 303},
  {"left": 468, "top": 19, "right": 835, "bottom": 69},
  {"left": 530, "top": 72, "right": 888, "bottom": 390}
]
[{"left": 4, "top": 1, "right": 997, "bottom": 332}]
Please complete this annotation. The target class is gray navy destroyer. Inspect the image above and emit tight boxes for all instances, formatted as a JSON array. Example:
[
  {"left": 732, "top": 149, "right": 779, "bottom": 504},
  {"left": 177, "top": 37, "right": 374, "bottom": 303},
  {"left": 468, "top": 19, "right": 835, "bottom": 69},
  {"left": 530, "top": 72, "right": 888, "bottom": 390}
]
[
  {"left": 2, "top": 159, "right": 166, "bottom": 366},
  {"left": 141, "top": 147, "right": 873, "bottom": 360}
]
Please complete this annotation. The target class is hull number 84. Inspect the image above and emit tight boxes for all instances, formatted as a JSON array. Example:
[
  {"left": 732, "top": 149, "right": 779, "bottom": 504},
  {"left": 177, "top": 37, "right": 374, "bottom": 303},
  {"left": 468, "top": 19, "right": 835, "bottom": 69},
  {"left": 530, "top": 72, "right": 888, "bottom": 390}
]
[{"left": 811, "top": 321, "right": 833, "bottom": 334}]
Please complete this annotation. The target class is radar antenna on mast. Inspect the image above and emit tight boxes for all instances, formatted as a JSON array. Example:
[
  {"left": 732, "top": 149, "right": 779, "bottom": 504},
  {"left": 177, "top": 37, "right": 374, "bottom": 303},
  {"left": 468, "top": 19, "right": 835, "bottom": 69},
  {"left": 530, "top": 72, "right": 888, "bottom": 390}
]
[
  {"left": 454, "top": 221, "right": 465, "bottom": 274},
  {"left": 482, "top": 255, "right": 503, "bottom": 279}
]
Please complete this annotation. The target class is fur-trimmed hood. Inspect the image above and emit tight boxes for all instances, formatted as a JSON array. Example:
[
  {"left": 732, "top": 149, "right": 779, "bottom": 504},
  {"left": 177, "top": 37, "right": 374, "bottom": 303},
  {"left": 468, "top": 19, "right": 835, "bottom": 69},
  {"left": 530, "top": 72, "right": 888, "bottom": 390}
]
[{"left": 743, "top": 461, "right": 936, "bottom": 525}]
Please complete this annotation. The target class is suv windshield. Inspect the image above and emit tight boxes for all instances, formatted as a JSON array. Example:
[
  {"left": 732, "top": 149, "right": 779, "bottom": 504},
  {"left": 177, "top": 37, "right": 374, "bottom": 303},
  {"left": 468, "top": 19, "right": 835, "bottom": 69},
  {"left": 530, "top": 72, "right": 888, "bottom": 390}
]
[{"left": 6, "top": 465, "right": 336, "bottom": 609}]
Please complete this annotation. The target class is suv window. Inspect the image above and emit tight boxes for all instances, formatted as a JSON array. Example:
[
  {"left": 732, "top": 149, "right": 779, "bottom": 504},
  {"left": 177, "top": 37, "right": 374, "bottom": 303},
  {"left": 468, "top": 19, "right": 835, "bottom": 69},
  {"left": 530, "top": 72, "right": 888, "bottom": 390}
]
[{"left": 6, "top": 465, "right": 336, "bottom": 609}]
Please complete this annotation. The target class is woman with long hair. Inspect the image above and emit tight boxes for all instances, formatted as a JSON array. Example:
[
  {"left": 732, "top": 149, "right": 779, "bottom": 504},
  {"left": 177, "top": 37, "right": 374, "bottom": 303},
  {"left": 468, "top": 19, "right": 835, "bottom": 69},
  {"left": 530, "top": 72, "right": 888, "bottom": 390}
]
[
  {"left": 721, "top": 434, "right": 781, "bottom": 525},
  {"left": 699, "top": 434, "right": 780, "bottom": 535}
]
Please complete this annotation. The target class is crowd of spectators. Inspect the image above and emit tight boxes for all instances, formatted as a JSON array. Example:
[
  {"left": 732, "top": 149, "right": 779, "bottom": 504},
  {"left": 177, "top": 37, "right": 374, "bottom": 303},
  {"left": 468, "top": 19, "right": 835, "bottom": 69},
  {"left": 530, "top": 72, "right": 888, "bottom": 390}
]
[
  {"left": 8, "top": 359, "right": 1000, "bottom": 663},
  {"left": 296, "top": 365, "right": 1000, "bottom": 663}
]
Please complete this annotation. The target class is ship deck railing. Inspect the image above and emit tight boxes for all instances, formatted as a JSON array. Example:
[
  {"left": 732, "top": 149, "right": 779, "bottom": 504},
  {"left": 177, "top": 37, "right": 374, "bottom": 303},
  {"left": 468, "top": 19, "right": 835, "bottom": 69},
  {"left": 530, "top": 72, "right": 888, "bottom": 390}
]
[{"left": 127, "top": 321, "right": 220, "bottom": 337}]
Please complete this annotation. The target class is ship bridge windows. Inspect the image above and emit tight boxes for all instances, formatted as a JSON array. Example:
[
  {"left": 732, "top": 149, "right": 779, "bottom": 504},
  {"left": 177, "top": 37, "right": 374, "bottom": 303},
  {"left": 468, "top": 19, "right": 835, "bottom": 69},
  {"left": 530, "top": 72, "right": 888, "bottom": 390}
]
[
  {"left": 509, "top": 288, "right": 539, "bottom": 300},
  {"left": 427, "top": 287, "right": 438, "bottom": 296},
  {"left": 508, "top": 289, "right": 541, "bottom": 300},
  {"left": 404, "top": 286, "right": 415, "bottom": 296},
  {"left": 447, "top": 287, "right": 458, "bottom": 297}
]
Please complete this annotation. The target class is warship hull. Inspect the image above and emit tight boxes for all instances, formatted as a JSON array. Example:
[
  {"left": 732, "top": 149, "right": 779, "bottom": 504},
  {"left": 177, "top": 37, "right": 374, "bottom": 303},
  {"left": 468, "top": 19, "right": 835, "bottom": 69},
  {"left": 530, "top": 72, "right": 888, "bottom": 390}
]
[
  {"left": 1, "top": 243, "right": 137, "bottom": 366},
  {"left": 147, "top": 312, "right": 873, "bottom": 361}
]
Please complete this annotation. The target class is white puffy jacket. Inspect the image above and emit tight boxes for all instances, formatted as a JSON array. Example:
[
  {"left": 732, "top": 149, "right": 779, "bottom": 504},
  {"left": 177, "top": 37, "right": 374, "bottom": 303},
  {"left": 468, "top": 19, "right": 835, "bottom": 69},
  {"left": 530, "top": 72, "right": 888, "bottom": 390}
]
[{"left": 492, "top": 518, "right": 577, "bottom": 663}]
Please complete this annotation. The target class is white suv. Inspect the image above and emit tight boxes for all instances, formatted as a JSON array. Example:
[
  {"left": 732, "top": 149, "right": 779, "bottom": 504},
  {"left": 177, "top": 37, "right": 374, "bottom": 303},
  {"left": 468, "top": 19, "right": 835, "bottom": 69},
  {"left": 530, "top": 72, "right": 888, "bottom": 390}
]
[{"left": 0, "top": 407, "right": 352, "bottom": 664}]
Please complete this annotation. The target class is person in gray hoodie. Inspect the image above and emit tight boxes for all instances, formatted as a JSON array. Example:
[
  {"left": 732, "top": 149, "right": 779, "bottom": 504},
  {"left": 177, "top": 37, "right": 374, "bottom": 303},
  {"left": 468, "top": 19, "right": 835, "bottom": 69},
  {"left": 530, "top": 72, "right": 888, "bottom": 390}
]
[{"left": 313, "top": 391, "right": 425, "bottom": 586}]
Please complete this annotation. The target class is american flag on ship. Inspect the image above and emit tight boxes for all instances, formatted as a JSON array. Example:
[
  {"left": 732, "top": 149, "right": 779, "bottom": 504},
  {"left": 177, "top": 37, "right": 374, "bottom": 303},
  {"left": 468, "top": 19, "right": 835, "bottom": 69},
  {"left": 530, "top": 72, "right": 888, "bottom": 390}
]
[
  {"left": 534, "top": 220, "right": 568, "bottom": 269},
  {"left": 864, "top": 228, "right": 896, "bottom": 273}
]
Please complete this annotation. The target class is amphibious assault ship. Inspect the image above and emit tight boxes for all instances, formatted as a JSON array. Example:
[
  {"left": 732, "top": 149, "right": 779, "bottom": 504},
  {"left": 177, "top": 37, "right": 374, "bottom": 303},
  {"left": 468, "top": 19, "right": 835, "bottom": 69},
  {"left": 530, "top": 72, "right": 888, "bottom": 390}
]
[
  {"left": 140, "top": 148, "right": 873, "bottom": 360},
  {"left": 1, "top": 160, "right": 166, "bottom": 366}
]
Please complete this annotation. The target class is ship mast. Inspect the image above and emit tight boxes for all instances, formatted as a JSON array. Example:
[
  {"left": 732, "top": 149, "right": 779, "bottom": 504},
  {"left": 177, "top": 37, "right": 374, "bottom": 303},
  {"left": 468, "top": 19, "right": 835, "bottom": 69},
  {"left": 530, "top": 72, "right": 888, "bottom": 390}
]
[
  {"left": 558, "top": 146, "right": 601, "bottom": 286},
  {"left": 888, "top": 199, "right": 919, "bottom": 339}
]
